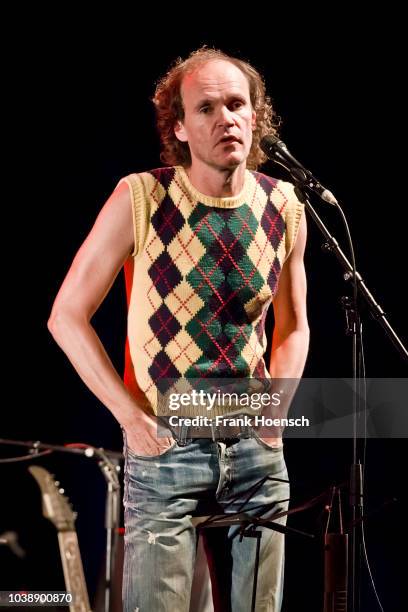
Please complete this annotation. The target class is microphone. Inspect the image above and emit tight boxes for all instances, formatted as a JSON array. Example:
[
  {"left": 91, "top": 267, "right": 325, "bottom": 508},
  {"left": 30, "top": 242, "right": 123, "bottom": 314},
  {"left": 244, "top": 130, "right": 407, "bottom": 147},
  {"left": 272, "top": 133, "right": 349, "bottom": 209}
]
[{"left": 260, "top": 135, "right": 338, "bottom": 206}]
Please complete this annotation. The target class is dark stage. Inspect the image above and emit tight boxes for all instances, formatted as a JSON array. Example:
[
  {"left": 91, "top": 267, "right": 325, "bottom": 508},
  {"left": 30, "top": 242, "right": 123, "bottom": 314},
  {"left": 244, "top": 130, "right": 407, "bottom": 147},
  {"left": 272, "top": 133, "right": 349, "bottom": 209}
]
[{"left": 2, "top": 12, "right": 407, "bottom": 612}]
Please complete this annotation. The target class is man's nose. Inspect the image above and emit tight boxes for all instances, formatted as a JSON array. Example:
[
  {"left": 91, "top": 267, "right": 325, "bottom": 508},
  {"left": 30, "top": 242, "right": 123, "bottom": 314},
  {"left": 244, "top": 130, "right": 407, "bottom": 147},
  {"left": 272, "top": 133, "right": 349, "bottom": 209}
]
[{"left": 217, "top": 106, "right": 235, "bottom": 127}]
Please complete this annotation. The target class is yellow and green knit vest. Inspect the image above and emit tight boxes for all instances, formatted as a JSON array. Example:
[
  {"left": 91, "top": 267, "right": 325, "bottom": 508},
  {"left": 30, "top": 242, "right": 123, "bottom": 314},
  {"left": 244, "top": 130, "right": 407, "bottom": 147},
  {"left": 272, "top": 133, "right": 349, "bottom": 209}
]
[{"left": 119, "top": 166, "right": 304, "bottom": 415}]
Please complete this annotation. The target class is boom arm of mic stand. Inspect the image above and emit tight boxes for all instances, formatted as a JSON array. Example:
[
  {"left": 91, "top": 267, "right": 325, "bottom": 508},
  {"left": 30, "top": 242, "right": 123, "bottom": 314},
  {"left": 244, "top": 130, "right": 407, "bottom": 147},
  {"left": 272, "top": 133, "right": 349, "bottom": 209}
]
[{"left": 295, "top": 187, "right": 407, "bottom": 361}]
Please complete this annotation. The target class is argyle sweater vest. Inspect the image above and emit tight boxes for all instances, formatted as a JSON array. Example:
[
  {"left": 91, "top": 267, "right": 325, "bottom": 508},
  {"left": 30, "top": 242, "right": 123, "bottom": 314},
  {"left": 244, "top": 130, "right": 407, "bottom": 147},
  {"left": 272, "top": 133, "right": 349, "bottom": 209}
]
[{"left": 119, "top": 166, "right": 304, "bottom": 415}]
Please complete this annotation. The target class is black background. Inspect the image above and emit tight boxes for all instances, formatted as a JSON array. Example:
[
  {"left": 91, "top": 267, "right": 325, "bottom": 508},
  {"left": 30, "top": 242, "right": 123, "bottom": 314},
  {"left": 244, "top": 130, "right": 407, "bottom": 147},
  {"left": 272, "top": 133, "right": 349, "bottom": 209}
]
[{"left": 2, "top": 9, "right": 407, "bottom": 611}]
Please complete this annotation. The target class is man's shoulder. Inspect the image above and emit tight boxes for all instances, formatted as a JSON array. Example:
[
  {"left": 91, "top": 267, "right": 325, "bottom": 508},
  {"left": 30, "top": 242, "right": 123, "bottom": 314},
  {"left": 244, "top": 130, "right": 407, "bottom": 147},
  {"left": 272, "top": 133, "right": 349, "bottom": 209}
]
[
  {"left": 249, "top": 169, "right": 279, "bottom": 186},
  {"left": 248, "top": 169, "right": 296, "bottom": 199},
  {"left": 121, "top": 166, "right": 178, "bottom": 187}
]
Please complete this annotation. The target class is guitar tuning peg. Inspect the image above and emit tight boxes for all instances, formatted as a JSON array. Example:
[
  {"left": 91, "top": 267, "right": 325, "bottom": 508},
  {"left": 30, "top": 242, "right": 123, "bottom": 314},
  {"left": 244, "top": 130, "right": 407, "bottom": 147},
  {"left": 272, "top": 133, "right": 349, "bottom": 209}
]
[
  {"left": 54, "top": 481, "right": 60, "bottom": 486},
  {"left": 73, "top": 512, "right": 78, "bottom": 520},
  {"left": 58, "top": 488, "right": 65, "bottom": 495}
]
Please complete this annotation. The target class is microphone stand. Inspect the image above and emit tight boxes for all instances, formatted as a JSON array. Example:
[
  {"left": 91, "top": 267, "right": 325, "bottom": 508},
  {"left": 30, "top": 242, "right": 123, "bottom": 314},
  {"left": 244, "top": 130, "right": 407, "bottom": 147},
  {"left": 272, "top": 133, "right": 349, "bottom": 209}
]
[
  {"left": 0, "top": 437, "right": 123, "bottom": 462},
  {"left": 0, "top": 438, "right": 123, "bottom": 612},
  {"left": 98, "top": 453, "right": 121, "bottom": 612},
  {"left": 288, "top": 181, "right": 407, "bottom": 612}
]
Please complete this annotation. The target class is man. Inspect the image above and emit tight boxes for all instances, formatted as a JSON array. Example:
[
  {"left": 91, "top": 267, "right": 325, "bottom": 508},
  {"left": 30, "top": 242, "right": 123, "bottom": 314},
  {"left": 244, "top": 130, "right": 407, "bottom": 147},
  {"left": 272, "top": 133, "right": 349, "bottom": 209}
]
[{"left": 48, "top": 48, "right": 309, "bottom": 612}]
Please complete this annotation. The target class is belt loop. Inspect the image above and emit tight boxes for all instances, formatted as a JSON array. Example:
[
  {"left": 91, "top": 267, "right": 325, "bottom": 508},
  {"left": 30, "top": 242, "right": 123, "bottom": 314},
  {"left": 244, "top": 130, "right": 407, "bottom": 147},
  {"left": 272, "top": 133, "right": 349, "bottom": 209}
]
[
  {"left": 210, "top": 421, "right": 220, "bottom": 442},
  {"left": 177, "top": 423, "right": 188, "bottom": 446}
]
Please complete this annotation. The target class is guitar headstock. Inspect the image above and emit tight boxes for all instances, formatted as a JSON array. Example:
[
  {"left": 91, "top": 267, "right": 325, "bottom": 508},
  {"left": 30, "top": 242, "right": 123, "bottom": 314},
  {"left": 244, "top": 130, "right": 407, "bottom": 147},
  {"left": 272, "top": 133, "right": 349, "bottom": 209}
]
[{"left": 29, "top": 465, "right": 76, "bottom": 532}]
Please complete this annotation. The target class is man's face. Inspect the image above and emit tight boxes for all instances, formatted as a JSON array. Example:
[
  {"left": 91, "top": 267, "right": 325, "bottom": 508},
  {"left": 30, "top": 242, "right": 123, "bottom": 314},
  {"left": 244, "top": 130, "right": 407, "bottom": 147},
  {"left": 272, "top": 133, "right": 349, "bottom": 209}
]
[{"left": 174, "top": 60, "right": 256, "bottom": 171}]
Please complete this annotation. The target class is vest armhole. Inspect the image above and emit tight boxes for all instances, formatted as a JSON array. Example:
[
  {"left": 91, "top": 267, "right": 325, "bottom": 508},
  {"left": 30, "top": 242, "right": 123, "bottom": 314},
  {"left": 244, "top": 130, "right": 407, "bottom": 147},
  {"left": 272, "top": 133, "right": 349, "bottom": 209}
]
[
  {"left": 116, "top": 174, "right": 145, "bottom": 258},
  {"left": 284, "top": 186, "right": 305, "bottom": 262}
]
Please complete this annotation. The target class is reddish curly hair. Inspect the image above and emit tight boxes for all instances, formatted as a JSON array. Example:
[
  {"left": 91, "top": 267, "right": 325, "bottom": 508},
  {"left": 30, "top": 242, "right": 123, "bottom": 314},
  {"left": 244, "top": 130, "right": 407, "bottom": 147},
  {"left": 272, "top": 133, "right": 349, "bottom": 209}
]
[{"left": 152, "top": 47, "right": 280, "bottom": 170}]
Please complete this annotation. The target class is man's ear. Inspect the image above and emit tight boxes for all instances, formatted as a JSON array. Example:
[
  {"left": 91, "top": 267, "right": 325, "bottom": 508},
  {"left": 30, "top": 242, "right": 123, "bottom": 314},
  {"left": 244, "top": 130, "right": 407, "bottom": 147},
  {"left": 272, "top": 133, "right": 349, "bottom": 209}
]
[
  {"left": 174, "top": 120, "right": 188, "bottom": 142},
  {"left": 251, "top": 110, "right": 257, "bottom": 131}
]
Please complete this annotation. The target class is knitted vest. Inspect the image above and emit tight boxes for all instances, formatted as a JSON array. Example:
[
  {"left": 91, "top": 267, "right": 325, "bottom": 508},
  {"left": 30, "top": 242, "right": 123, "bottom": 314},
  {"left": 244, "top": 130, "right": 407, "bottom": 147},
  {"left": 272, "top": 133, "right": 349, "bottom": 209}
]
[{"left": 119, "top": 166, "right": 304, "bottom": 415}]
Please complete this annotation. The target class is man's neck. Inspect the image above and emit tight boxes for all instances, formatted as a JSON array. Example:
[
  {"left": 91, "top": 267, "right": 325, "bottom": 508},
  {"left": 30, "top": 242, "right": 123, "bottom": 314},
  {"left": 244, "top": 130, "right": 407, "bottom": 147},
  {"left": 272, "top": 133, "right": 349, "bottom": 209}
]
[{"left": 186, "top": 163, "right": 246, "bottom": 198}]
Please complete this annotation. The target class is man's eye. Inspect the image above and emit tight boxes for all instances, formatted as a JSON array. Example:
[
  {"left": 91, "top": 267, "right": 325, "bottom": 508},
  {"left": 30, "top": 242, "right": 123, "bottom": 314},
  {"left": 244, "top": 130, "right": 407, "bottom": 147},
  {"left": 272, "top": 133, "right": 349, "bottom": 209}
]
[
  {"left": 231, "top": 101, "right": 244, "bottom": 110},
  {"left": 200, "top": 106, "right": 211, "bottom": 114}
]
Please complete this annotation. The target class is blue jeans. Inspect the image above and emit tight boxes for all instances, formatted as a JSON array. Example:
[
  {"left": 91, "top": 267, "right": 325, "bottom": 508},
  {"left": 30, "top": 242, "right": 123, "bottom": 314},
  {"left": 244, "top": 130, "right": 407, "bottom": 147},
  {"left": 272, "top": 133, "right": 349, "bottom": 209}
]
[{"left": 122, "top": 433, "right": 289, "bottom": 612}]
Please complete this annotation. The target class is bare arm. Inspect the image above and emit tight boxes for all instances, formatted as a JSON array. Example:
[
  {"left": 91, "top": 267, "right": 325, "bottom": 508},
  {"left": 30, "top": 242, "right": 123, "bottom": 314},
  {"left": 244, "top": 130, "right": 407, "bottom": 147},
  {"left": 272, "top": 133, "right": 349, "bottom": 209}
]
[
  {"left": 269, "top": 210, "right": 309, "bottom": 379},
  {"left": 261, "top": 211, "right": 309, "bottom": 440},
  {"left": 48, "top": 181, "right": 173, "bottom": 454}
]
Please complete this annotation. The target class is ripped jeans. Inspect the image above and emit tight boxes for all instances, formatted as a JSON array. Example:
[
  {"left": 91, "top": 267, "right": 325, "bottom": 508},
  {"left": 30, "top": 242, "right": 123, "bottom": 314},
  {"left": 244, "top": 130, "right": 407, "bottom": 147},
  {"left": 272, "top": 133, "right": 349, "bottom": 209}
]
[{"left": 122, "top": 433, "right": 289, "bottom": 612}]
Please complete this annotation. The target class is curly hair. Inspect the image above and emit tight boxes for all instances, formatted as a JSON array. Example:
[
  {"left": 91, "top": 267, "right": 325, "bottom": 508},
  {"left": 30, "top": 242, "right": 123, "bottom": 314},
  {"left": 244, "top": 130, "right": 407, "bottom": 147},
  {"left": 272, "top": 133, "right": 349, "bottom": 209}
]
[{"left": 152, "top": 47, "right": 280, "bottom": 170}]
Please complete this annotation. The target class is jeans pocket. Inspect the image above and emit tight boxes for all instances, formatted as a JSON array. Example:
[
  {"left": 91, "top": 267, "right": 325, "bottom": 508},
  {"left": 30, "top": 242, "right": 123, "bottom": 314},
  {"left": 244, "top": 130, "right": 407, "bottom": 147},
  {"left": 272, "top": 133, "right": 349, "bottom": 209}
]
[{"left": 122, "top": 428, "right": 177, "bottom": 460}]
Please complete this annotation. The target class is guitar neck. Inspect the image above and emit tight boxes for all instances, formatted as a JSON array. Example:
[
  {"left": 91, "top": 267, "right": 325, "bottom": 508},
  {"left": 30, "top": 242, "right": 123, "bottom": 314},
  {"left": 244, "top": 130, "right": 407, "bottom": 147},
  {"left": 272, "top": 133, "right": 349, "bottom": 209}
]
[{"left": 57, "top": 531, "right": 91, "bottom": 612}]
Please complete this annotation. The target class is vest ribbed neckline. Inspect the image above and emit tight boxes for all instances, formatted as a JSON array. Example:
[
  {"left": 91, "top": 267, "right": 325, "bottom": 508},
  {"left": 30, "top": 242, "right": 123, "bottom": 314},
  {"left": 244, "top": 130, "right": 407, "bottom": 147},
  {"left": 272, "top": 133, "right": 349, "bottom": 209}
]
[{"left": 177, "top": 165, "right": 251, "bottom": 209}]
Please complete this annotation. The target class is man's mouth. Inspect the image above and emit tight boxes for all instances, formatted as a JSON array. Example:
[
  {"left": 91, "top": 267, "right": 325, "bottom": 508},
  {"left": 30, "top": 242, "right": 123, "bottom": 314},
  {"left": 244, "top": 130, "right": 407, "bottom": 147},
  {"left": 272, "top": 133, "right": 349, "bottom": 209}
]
[{"left": 218, "top": 135, "right": 242, "bottom": 145}]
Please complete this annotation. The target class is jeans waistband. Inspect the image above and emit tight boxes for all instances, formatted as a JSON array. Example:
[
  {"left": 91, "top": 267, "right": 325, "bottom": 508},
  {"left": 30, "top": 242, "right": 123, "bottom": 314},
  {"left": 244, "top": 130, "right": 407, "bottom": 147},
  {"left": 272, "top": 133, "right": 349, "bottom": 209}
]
[{"left": 158, "top": 416, "right": 254, "bottom": 446}]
